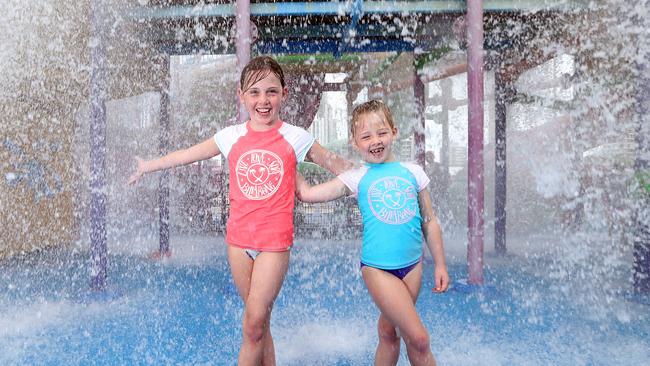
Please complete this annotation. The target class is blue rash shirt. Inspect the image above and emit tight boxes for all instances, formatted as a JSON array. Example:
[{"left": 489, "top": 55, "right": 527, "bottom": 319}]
[{"left": 338, "top": 161, "right": 430, "bottom": 269}]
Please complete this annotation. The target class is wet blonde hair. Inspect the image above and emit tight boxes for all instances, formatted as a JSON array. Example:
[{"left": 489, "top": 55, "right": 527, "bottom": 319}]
[
  {"left": 240, "top": 56, "right": 286, "bottom": 92},
  {"left": 350, "top": 99, "right": 396, "bottom": 138}
]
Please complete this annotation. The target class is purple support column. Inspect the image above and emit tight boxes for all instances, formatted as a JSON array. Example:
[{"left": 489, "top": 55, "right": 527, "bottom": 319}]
[
  {"left": 441, "top": 78, "right": 451, "bottom": 195},
  {"left": 90, "top": 0, "right": 108, "bottom": 291},
  {"left": 346, "top": 81, "right": 355, "bottom": 158},
  {"left": 466, "top": 0, "right": 485, "bottom": 285},
  {"left": 634, "top": 58, "right": 650, "bottom": 294},
  {"left": 158, "top": 56, "right": 171, "bottom": 255},
  {"left": 414, "top": 70, "right": 426, "bottom": 167},
  {"left": 236, "top": 0, "right": 251, "bottom": 123},
  {"left": 494, "top": 70, "right": 507, "bottom": 255}
]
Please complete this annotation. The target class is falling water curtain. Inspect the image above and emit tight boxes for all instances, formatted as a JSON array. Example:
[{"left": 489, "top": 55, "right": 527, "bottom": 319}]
[{"left": 283, "top": 72, "right": 325, "bottom": 130}]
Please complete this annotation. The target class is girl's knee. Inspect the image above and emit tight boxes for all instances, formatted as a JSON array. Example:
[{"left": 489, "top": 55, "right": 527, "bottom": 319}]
[
  {"left": 405, "top": 330, "right": 430, "bottom": 354},
  {"left": 243, "top": 307, "right": 270, "bottom": 343},
  {"left": 377, "top": 320, "right": 399, "bottom": 343}
]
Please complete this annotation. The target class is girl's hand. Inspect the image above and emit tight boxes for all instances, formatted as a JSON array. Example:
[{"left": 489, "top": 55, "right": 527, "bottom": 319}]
[
  {"left": 127, "top": 157, "right": 146, "bottom": 185},
  {"left": 433, "top": 266, "right": 450, "bottom": 293}
]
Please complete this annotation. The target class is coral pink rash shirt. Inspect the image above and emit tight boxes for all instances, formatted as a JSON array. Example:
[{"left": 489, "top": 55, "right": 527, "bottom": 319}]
[{"left": 214, "top": 121, "right": 314, "bottom": 251}]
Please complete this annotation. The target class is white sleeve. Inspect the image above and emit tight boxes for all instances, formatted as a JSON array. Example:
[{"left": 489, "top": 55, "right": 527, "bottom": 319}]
[
  {"left": 214, "top": 123, "right": 247, "bottom": 158},
  {"left": 279, "top": 123, "right": 315, "bottom": 163},
  {"left": 337, "top": 166, "right": 368, "bottom": 196},
  {"left": 403, "top": 162, "right": 430, "bottom": 191}
]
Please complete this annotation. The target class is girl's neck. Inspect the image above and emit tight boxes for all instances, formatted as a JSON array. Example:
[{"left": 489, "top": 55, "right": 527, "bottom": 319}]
[
  {"left": 248, "top": 118, "right": 281, "bottom": 132},
  {"left": 365, "top": 152, "right": 397, "bottom": 165}
]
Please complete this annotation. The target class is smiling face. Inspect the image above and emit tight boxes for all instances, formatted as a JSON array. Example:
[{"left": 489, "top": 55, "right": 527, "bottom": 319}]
[
  {"left": 352, "top": 110, "right": 398, "bottom": 164},
  {"left": 238, "top": 71, "right": 288, "bottom": 130}
]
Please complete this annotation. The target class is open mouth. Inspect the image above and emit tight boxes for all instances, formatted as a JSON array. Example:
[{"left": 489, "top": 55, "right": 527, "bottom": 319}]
[
  {"left": 256, "top": 107, "right": 271, "bottom": 115},
  {"left": 369, "top": 146, "right": 384, "bottom": 158}
]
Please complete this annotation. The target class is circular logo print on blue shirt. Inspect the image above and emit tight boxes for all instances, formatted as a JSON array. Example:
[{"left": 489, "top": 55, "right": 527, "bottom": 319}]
[{"left": 367, "top": 176, "right": 418, "bottom": 225}]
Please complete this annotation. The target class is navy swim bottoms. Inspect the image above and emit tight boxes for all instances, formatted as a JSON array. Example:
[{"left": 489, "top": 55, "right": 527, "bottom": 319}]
[{"left": 360, "top": 259, "right": 421, "bottom": 280}]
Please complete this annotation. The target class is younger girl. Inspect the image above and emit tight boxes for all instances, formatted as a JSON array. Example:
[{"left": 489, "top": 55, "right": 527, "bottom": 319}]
[
  {"left": 128, "top": 56, "right": 351, "bottom": 366},
  {"left": 296, "top": 100, "right": 449, "bottom": 366}
]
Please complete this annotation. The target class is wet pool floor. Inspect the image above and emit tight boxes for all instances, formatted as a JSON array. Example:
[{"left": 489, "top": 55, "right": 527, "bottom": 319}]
[{"left": 1, "top": 235, "right": 648, "bottom": 365}]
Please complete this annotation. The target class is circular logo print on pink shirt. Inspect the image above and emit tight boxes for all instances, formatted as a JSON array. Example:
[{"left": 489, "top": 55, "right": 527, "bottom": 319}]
[
  {"left": 235, "top": 149, "right": 284, "bottom": 200},
  {"left": 367, "top": 176, "right": 418, "bottom": 225}
]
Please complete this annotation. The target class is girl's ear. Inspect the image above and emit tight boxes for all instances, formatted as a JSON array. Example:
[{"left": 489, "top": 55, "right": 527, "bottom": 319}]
[
  {"left": 392, "top": 126, "right": 399, "bottom": 137},
  {"left": 282, "top": 86, "right": 289, "bottom": 101},
  {"left": 350, "top": 136, "right": 360, "bottom": 152},
  {"left": 237, "top": 88, "right": 245, "bottom": 103}
]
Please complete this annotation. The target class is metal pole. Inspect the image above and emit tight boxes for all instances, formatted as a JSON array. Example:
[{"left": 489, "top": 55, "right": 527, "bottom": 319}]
[
  {"left": 90, "top": 0, "right": 108, "bottom": 291},
  {"left": 236, "top": 0, "right": 251, "bottom": 123},
  {"left": 466, "top": 0, "right": 485, "bottom": 285},
  {"left": 441, "top": 78, "right": 451, "bottom": 198},
  {"left": 634, "top": 55, "right": 650, "bottom": 294},
  {"left": 414, "top": 70, "right": 426, "bottom": 167},
  {"left": 494, "top": 70, "right": 507, "bottom": 255},
  {"left": 346, "top": 80, "right": 355, "bottom": 158},
  {"left": 158, "top": 55, "right": 171, "bottom": 255}
]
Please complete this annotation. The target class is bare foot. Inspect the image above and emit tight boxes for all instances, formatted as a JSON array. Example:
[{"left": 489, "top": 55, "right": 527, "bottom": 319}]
[{"left": 148, "top": 250, "right": 172, "bottom": 260}]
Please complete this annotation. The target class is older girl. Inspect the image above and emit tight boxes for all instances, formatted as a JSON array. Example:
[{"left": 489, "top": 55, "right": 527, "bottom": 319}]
[{"left": 129, "top": 56, "right": 351, "bottom": 366}]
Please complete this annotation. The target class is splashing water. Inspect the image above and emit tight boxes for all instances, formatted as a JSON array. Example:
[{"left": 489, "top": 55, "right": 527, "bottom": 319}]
[{"left": 1, "top": 0, "right": 649, "bottom": 365}]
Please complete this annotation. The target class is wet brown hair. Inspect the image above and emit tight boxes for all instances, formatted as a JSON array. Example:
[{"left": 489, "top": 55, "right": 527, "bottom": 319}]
[
  {"left": 240, "top": 56, "right": 286, "bottom": 92},
  {"left": 350, "top": 99, "right": 396, "bottom": 137}
]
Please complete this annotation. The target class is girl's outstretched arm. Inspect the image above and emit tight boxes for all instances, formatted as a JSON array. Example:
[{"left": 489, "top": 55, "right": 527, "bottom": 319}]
[
  {"left": 418, "top": 188, "right": 450, "bottom": 293},
  {"left": 305, "top": 141, "right": 354, "bottom": 175},
  {"left": 296, "top": 173, "right": 350, "bottom": 203},
  {"left": 128, "top": 137, "right": 221, "bottom": 185}
]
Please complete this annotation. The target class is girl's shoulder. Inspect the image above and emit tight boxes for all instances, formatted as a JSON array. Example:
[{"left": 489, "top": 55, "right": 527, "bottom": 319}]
[
  {"left": 277, "top": 121, "right": 314, "bottom": 140},
  {"left": 278, "top": 121, "right": 311, "bottom": 135},
  {"left": 339, "top": 164, "right": 369, "bottom": 178},
  {"left": 277, "top": 121, "right": 315, "bottom": 160},
  {"left": 370, "top": 160, "right": 424, "bottom": 174},
  {"left": 216, "top": 121, "right": 247, "bottom": 136},
  {"left": 338, "top": 164, "right": 369, "bottom": 193},
  {"left": 375, "top": 161, "right": 429, "bottom": 190},
  {"left": 399, "top": 161, "right": 425, "bottom": 174},
  {"left": 398, "top": 161, "right": 430, "bottom": 190}
]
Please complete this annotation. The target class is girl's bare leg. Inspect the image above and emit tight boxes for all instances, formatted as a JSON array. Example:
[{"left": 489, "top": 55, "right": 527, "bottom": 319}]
[
  {"left": 228, "top": 246, "right": 290, "bottom": 366},
  {"left": 375, "top": 313, "right": 400, "bottom": 365},
  {"left": 362, "top": 262, "right": 436, "bottom": 366}
]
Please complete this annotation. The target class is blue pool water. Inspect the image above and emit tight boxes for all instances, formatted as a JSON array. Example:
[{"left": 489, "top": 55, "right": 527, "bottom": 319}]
[{"left": 1, "top": 235, "right": 648, "bottom": 365}]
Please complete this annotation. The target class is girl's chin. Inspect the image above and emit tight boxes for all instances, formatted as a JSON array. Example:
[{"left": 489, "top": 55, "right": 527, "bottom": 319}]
[
  {"left": 251, "top": 114, "right": 275, "bottom": 122},
  {"left": 365, "top": 155, "right": 385, "bottom": 163},
  {"left": 253, "top": 108, "right": 274, "bottom": 116}
]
